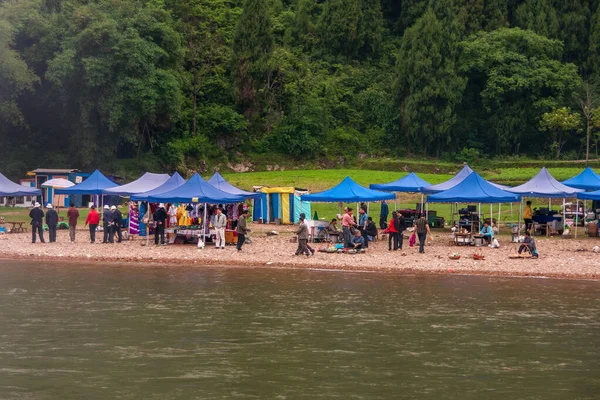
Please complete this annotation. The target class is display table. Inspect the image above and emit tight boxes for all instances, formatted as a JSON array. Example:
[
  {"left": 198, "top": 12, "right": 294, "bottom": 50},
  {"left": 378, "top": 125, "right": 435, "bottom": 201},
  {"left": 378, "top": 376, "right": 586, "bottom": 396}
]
[{"left": 454, "top": 233, "right": 472, "bottom": 246}]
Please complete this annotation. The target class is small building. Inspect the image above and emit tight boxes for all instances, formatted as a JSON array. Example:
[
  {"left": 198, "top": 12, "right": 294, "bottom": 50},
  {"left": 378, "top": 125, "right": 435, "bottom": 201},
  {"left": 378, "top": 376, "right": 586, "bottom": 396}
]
[{"left": 252, "top": 187, "right": 311, "bottom": 224}]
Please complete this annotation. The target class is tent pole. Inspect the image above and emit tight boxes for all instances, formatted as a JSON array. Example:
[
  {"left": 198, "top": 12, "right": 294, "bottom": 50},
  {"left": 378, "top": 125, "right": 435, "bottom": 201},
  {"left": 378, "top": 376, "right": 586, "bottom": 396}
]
[
  {"left": 563, "top": 198, "right": 566, "bottom": 237},
  {"left": 478, "top": 203, "right": 481, "bottom": 232},
  {"left": 203, "top": 203, "right": 207, "bottom": 244},
  {"left": 490, "top": 203, "right": 492, "bottom": 226},
  {"left": 420, "top": 193, "right": 424, "bottom": 214},
  {"left": 498, "top": 203, "right": 501, "bottom": 234},
  {"left": 548, "top": 198, "right": 551, "bottom": 237}
]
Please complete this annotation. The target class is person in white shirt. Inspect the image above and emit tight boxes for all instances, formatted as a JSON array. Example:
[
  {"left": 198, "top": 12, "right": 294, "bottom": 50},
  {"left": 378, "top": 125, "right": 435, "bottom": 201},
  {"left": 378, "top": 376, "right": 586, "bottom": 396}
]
[{"left": 213, "top": 207, "right": 227, "bottom": 249}]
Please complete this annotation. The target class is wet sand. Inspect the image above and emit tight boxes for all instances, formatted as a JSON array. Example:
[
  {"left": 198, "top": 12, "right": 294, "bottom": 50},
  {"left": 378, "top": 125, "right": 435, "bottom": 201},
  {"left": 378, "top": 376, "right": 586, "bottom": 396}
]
[{"left": 1, "top": 224, "right": 599, "bottom": 280}]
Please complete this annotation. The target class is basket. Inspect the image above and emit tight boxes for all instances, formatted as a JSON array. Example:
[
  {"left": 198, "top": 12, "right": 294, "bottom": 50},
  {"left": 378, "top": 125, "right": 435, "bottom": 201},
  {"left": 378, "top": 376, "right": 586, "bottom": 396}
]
[
  {"left": 448, "top": 254, "right": 461, "bottom": 260},
  {"left": 473, "top": 253, "right": 485, "bottom": 260}
]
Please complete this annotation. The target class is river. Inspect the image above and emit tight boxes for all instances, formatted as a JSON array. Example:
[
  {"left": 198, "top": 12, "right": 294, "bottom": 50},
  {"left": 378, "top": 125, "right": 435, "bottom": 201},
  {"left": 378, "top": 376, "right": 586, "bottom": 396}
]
[{"left": 0, "top": 260, "right": 599, "bottom": 399}]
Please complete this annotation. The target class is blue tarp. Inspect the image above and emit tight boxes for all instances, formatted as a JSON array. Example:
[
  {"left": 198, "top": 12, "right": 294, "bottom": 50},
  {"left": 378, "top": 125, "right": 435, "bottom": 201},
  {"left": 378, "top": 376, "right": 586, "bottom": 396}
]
[
  {"left": 208, "top": 172, "right": 260, "bottom": 199},
  {"left": 561, "top": 167, "right": 600, "bottom": 191},
  {"left": 300, "top": 176, "right": 395, "bottom": 202},
  {"left": 369, "top": 172, "right": 431, "bottom": 192},
  {"left": 104, "top": 172, "right": 170, "bottom": 196},
  {"left": 0, "top": 172, "right": 41, "bottom": 196},
  {"left": 147, "top": 173, "right": 246, "bottom": 203},
  {"left": 55, "top": 169, "right": 119, "bottom": 195},
  {"left": 507, "top": 167, "right": 583, "bottom": 198},
  {"left": 131, "top": 172, "right": 186, "bottom": 201},
  {"left": 427, "top": 172, "right": 521, "bottom": 203}
]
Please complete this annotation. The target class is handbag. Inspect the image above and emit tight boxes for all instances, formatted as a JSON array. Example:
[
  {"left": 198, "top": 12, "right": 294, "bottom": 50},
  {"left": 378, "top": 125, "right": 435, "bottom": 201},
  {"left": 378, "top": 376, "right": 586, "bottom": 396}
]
[{"left": 409, "top": 232, "right": 416, "bottom": 247}]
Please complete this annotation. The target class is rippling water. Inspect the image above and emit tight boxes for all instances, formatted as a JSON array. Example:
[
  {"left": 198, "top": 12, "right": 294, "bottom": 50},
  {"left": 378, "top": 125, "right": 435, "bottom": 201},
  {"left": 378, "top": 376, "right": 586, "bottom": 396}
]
[{"left": 0, "top": 260, "right": 599, "bottom": 399}]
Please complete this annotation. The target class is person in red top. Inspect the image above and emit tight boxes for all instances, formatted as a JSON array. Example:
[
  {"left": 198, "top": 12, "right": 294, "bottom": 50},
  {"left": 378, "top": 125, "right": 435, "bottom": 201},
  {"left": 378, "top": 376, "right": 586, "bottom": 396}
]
[
  {"left": 388, "top": 211, "right": 399, "bottom": 251},
  {"left": 67, "top": 203, "right": 80, "bottom": 243},
  {"left": 85, "top": 205, "right": 100, "bottom": 244}
]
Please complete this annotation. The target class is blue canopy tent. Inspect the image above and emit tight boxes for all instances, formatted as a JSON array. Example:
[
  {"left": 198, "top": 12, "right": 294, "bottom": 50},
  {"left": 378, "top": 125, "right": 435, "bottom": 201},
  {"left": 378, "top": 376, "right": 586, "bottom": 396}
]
[
  {"left": 561, "top": 167, "right": 600, "bottom": 191},
  {"left": 130, "top": 172, "right": 186, "bottom": 201},
  {"left": 507, "top": 167, "right": 583, "bottom": 237},
  {"left": 370, "top": 172, "right": 432, "bottom": 214},
  {"left": 147, "top": 173, "right": 247, "bottom": 243},
  {"left": 103, "top": 172, "right": 170, "bottom": 196},
  {"left": 301, "top": 177, "right": 395, "bottom": 203},
  {"left": 147, "top": 173, "right": 246, "bottom": 204},
  {"left": 0, "top": 172, "right": 41, "bottom": 197},
  {"left": 55, "top": 169, "right": 120, "bottom": 208},
  {"left": 577, "top": 189, "right": 600, "bottom": 200},
  {"left": 428, "top": 172, "right": 521, "bottom": 203},
  {"left": 428, "top": 172, "right": 521, "bottom": 233},
  {"left": 423, "top": 164, "right": 509, "bottom": 193},
  {"left": 208, "top": 172, "right": 260, "bottom": 199},
  {"left": 369, "top": 172, "right": 431, "bottom": 192}
]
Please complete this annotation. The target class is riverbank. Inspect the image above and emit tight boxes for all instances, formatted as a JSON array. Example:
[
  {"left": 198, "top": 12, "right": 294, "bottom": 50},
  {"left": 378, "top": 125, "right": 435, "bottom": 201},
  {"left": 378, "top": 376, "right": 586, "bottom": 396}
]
[{"left": 1, "top": 224, "right": 600, "bottom": 280}]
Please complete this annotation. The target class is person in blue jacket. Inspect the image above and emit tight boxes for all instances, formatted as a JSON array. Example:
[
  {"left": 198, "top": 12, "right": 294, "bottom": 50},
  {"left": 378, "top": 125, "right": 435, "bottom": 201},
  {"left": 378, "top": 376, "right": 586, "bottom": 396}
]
[{"left": 479, "top": 222, "right": 494, "bottom": 245}]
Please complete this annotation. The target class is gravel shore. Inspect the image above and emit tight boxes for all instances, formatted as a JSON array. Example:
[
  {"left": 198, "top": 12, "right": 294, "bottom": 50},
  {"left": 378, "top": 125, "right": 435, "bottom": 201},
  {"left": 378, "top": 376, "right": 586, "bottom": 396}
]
[{"left": 1, "top": 223, "right": 599, "bottom": 280}]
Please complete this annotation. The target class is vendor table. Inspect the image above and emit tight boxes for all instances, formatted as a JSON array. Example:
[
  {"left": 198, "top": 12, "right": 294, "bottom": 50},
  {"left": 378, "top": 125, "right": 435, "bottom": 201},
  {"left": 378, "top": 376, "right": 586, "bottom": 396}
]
[
  {"left": 454, "top": 233, "right": 472, "bottom": 246},
  {"left": 7, "top": 221, "right": 27, "bottom": 233}
]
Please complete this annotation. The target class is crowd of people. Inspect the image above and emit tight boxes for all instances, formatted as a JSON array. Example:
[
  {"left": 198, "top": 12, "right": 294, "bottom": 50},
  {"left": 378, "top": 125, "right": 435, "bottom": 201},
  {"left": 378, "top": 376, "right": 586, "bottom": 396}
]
[{"left": 294, "top": 201, "right": 433, "bottom": 257}]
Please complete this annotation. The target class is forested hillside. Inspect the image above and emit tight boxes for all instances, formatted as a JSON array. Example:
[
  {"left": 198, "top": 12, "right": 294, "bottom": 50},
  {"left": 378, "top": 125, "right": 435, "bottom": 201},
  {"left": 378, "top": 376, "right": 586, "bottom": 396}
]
[{"left": 2, "top": 0, "right": 600, "bottom": 177}]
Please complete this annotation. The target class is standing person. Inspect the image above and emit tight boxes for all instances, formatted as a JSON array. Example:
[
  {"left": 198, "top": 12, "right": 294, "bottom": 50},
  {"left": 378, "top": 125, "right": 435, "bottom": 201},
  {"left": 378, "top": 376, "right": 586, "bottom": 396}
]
[
  {"left": 397, "top": 212, "right": 406, "bottom": 250},
  {"left": 342, "top": 208, "right": 356, "bottom": 248},
  {"left": 295, "top": 213, "right": 311, "bottom": 257},
  {"left": 112, "top": 206, "right": 123, "bottom": 243},
  {"left": 380, "top": 200, "right": 389, "bottom": 229},
  {"left": 102, "top": 205, "right": 114, "bottom": 244},
  {"left": 213, "top": 207, "right": 227, "bottom": 249},
  {"left": 67, "top": 203, "right": 79, "bottom": 243},
  {"left": 29, "top": 202, "right": 45, "bottom": 243},
  {"left": 153, "top": 203, "right": 168, "bottom": 246},
  {"left": 45, "top": 204, "right": 59, "bottom": 243},
  {"left": 523, "top": 201, "right": 533, "bottom": 232},
  {"left": 388, "top": 211, "right": 399, "bottom": 251},
  {"left": 85, "top": 205, "right": 100, "bottom": 243},
  {"left": 236, "top": 210, "right": 249, "bottom": 251},
  {"left": 414, "top": 214, "right": 431, "bottom": 254},
  {"left": 358, "top": 208, "right": 369, "bottom": 248},
  {"left": 302, "top": 215, "right": 316, "bottom": 255}
]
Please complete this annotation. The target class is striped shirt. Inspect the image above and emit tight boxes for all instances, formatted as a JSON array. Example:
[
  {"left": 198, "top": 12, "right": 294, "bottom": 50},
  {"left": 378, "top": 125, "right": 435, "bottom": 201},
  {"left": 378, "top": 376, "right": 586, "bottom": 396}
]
[{"left": 415, "top": 217, "right": 428, "bottom": 234}]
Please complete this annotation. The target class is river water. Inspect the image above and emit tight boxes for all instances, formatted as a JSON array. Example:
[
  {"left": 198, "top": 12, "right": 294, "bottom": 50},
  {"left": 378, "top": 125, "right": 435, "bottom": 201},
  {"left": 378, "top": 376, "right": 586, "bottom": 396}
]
[{"left": 0, "top": 260, "right": 599, "bottom": 399}]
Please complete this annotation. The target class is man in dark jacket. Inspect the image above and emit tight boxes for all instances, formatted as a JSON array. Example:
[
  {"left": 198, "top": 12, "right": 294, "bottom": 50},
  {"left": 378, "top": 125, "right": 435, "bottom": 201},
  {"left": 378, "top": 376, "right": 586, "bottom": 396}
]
[
  {"left": 29, "top": 202, "right": 45, "bottom": 243},
  {"left": 379, "top": 200, "right": 389, "bottom": 229},
  {"left": 111, "top": 206, "right": 123, "bottom": 243},
  {"left": 397, "top": 212, "right": 406, "bottom": 250},
  {"left": 236, "top": 210, "right": 249, "bottom": 251},
  {"left": 45, "top": 204, "right": 59, "bottom": 243},
  {"left": 103, "top": 205, "right": 114, "bottom": 244},
  {"left": 153, "top": 203, "right": 168, "bottom": 245}
]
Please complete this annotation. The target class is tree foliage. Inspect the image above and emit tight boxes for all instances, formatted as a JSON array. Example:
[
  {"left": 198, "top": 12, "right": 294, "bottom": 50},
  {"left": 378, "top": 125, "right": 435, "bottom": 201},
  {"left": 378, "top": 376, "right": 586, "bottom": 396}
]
[{"left": 1, "top": 0, "right": 600, "bottom": 175}]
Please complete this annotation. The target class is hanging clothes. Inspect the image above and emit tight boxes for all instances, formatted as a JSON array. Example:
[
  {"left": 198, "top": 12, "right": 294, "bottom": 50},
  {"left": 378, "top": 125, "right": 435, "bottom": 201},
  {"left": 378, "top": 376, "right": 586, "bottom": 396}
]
[
  {"left": 139, "top": 202, "right": 147, "bottom": 237},
  {"left": 168, "top": 204, "right": 178, "bottom": 227},
  {"left": 129, "top": 202, "right": 140, "bottom": 235}
]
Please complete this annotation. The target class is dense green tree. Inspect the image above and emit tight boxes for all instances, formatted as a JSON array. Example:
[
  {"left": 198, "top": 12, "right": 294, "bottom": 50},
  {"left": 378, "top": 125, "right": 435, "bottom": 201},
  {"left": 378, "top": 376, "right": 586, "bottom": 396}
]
[
  {"left": 514, "top": 0, "right": 559, "bottom": 39},
  {"left": 233, "top": 0, "right": 273, "bottom": 117},
  {"left": 396, "top": 8, "right": 466, "bottom": 155},
  {"left": 540, "top": 107, "right": 582, "bottom": 158},
  {"left": 460, "top": 28, "right": 582, "bottom": 155}
]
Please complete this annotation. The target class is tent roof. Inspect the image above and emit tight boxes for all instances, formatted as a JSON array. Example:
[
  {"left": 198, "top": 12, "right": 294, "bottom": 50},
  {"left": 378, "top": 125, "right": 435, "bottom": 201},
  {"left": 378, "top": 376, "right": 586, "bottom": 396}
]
[
  {"left": 300, "top": 176, "right": 395, "bottom": 203},
  {"left": 369, "top": 172, "right": 432, "bottom": 193},
  {"left": 131, "top": 172, "right": 186, "bottom": 201},
  {"left": 507, "top": 167, "right": 583, "bottom": 198},
  {"left": 30, "top": 168, "right": 80, "bottom": 175},
  {"left": 208, "top": 172, "right": 259, "bottom": 199},
  {"left": 55, "top": 169, "right": 119, "bottom": 195},
  {"left": 147, "top": 173, "right": 246, "bottom": 203},
  {"left": 103, "top": 172, "right": 170, "bottom": 196},
  {"left": 0, "top": 172, "right": 41, "bottom": 196},
  {"left": 427, "top": 172, "right": 521, "bottom": 203},
  {"left": 423, "top": 165, "right": 474, "bottom": 194},
  {"left": 577, "top": 188, "right": 600, "bottom": 200},
  {"left": 41, "top": 178, "right": 74, "bottom": 188},
  {"left": 561, "top": 167, "right": 600, "bottom": 191}
]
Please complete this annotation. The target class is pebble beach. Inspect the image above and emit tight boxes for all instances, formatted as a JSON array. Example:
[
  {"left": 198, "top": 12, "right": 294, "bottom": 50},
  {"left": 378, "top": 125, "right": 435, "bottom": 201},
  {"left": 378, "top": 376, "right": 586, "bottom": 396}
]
[{"left": 1, "top": 223, "right": 600, "bottom": 280}]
